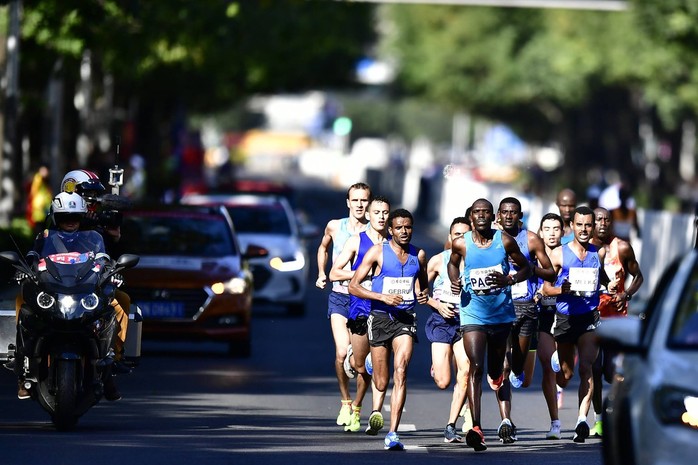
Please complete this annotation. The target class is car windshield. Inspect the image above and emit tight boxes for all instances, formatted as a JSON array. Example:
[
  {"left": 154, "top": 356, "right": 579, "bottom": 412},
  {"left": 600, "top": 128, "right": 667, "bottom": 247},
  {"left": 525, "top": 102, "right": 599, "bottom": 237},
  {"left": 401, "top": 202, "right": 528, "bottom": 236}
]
[
  {"left": 227, "top": 204, "right": 292, "bottom": 235},
  {"left": 668, "top": 259, "right": 698, "bottom": 348},
  {"left": 120, "top": 213, "right": 236, "bottom": 257}
]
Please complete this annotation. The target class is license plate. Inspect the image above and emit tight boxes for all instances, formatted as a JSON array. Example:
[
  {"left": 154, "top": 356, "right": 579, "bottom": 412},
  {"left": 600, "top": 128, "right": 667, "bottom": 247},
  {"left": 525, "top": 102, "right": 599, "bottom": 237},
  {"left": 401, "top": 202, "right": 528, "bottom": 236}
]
[{"left": 139, "top": 301, "right": 185, "bottom": 318}]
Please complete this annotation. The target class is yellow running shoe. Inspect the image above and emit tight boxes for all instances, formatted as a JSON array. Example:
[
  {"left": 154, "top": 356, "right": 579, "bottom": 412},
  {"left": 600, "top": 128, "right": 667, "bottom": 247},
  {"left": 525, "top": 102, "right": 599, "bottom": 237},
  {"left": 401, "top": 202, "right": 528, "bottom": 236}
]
[
  {"left": 344, "top": 406, "right": 361, "bottom": 432},
  {"left": 590, "top": 420, "right": 603, "bottom": 438},
  {"left": 336, "top": 400, "right": 352, "bottom": 426}
]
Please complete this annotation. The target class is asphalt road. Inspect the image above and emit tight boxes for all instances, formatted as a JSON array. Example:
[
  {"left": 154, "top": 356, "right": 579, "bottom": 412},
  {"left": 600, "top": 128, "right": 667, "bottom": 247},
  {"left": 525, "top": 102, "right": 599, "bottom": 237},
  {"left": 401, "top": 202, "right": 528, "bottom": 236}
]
[{"left": 0, "top": 179, "right": 603, "bottom": 465}]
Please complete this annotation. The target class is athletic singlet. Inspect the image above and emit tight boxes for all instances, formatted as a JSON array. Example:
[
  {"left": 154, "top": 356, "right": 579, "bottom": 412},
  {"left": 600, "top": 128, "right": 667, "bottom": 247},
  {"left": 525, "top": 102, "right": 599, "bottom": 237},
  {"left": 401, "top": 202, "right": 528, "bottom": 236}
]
[
  {"left": 432, "top": 250, "right": 463, "bottom": 320},
  {"left": 331, "top": 217, "right": 363, "bottom": 294},
  {"left": 555, "top": 243, "right": 601, "bottom": 316},
  {"left": 459, "top": 230, "right": 515, "bottom": 326},
  {"left": 509, "top": 228, "right": 537, "bottom": 302},
  {"left": 348, "top": 231, "right": 376, "bottom": 320},
  {"left": 372, "top": 242, "right": 420, "bottom": 315},
  {"left": 598, "top": 237, "right": 628, "bottom": 318}
]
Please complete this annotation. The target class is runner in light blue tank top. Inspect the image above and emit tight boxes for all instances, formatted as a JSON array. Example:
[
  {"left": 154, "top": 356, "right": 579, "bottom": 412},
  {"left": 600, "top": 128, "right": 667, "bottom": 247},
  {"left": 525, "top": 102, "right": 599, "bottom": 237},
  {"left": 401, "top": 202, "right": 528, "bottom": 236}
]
[
  {"left": 459, "top": 229, "right": 515, "bottom": 326},
  {"left": 447, "top": 199, "right": 531, "bottom": 449}
]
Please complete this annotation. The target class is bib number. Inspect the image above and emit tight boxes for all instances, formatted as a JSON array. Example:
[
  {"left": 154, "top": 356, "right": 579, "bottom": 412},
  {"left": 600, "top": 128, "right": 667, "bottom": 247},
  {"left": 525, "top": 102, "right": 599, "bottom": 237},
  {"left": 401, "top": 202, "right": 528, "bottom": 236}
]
[
  {"left": 569, "top": 267, "right": 599, "bottom": 296},
  {"left": 469, "top": 264, "right": 503, "bottom": 292},
  {"left": 383, "top": 277, "right": 414, "bottom": 303}
]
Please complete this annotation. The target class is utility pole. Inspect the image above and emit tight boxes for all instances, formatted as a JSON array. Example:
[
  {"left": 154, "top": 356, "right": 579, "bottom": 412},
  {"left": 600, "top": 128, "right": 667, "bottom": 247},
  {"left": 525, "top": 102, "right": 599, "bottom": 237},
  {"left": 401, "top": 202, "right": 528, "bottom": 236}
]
[{"left": 0, "top": 0, "right": 22, "bottom": 227}]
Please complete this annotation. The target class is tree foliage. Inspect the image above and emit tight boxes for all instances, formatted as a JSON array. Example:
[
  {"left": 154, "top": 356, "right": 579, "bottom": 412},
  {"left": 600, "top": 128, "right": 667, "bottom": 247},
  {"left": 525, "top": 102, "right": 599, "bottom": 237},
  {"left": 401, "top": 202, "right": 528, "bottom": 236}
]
[
  {"left": 15, "top": 0, "right": 375, "bottom": 164},
  {"left": 382, "top": 5, "right": 656, "bottom": 137}
]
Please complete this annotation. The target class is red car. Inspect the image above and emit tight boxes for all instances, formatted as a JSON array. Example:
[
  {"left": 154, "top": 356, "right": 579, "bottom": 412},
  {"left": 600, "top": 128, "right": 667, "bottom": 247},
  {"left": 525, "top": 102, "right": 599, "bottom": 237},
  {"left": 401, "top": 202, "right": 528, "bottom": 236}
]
[{"left": 118, "top": 205, "right": 262, "bottom": 356}]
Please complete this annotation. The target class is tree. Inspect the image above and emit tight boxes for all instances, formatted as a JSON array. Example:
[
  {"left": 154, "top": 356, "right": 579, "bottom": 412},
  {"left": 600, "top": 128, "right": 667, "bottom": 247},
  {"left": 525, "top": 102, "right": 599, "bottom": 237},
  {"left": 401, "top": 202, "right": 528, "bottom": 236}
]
[
  {"left": 379, "top": 4, "right": 660, "bottom": 192},
  {"left": 14, "top": 0, "right": 376, "bottom": 197}
]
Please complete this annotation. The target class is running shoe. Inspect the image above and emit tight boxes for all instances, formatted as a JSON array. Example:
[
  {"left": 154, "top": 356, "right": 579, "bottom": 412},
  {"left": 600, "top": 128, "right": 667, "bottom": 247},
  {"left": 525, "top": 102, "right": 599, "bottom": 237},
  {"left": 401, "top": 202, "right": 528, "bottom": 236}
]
[
  {"left": 384, "top": 431, "right": 404, "bottom": 451},
  {"left": 366, "top": 410, "right": 384, "bottom": 435},
  {"left": 509, "top": 370, "right": 525, "bottom": 389},
  {"left": 444, "top": 424, "right": 463, "bottom": 443},
  {"left": 551, "top": 351, "right": 561, "bottom": 373},
  {"left": 343, "top": 345, "right": 357, "bottom": 379},
  {"left": 365, "top": 353, "right": 373, "bottom": 376},
  {"left": 590, "top": 420, "right": 603, "bottom": 438},
  {"left": 546, "top": 421, "right": 561, "bottom": 440},
  {"left": 344, "top": 406, "right": 361, "bottom": 432},
  {"left": 336, "top": 401, "right": 352, "bottom": 426},
  {"left": 573, "top": 419, "right": 590, "bottom": 443},
  {"left": 461, "top": 403, "right": 473, "bottom": 434},
  {"left": 487, "top": 373, "right": 504, "bottom": 391},
  {"left": 497, "top": 418, "right": 516, "bottom": 444},
  {"left": 465, "top": 426, "right": 487, "bottom": 451}
]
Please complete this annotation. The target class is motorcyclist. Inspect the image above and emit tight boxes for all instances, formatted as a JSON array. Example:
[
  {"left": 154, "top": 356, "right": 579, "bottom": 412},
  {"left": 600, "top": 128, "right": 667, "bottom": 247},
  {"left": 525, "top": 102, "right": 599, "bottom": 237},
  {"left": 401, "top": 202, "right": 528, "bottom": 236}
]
[
  {"left": 60, "top": 170, "right": 132, "bottom": 375},
  {"left": 15, "top": 192, "right": 121, "bottom": 401}
]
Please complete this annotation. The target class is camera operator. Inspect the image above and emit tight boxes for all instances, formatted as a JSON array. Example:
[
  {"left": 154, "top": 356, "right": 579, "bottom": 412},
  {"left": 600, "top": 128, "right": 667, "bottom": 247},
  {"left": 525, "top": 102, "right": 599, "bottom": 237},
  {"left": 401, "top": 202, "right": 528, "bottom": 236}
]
[{"left": 60, "top": 169, "right": 132, "bottom": 378}]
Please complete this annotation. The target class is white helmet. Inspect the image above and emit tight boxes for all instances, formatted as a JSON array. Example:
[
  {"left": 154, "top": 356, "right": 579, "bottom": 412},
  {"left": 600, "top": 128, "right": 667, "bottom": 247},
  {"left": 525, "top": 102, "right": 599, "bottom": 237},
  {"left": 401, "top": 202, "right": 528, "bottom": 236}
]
[
  {"left": 52, "top": 192, "right": 87, "bottom": 215},
  {"left": 61, "top": 169, "right": 105, "bottom": 195}
]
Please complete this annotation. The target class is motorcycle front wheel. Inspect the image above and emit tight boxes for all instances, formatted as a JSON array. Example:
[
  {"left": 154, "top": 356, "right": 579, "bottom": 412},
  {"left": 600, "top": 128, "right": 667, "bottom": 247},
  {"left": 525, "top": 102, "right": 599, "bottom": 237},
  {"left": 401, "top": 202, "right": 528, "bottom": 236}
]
[{"left": 52, "top": 360, "right": 78, "bottom": 431}]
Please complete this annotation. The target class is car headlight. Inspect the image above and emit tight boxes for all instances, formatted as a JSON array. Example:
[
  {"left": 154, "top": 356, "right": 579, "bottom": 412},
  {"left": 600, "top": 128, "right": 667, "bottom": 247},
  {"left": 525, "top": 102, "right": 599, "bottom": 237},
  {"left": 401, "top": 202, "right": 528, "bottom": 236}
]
[
  {"left": 37, "top": 292, "right": 55, "bottom": 309},
  {"left": 269, "top": 251, "right": 305, "bottom": 272},
  {"left": 654, "top": 386, "right": 698, "bottom": 429},
  {"left": 210, "top": 277, "right": 248, "bottom": 295}
]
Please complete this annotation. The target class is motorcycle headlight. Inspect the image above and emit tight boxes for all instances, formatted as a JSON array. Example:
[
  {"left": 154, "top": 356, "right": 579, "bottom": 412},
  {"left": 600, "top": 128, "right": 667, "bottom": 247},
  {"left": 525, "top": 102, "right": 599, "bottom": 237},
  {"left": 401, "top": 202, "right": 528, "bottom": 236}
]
[
  {"left": 209, "top": 277, "right": 248, "bottom": 295},
  {"left": 81, "top": 293, "right": 99, "bottom": 311},
  {"left": 37, "top": 292, "right": 55, "bottom": 309},
  {"left": 58, "top": 295, "right": 79, "bottom": 317},
  {"left": 269, "top": 251, "right": 305, "bottom": 272}
]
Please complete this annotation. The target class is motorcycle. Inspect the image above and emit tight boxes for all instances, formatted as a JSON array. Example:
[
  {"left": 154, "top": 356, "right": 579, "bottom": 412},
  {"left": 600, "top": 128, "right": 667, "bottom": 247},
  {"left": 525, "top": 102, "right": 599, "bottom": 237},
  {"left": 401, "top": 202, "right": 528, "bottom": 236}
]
[{"left": 0, "top": 230, "right": 140, "bottom": 430}]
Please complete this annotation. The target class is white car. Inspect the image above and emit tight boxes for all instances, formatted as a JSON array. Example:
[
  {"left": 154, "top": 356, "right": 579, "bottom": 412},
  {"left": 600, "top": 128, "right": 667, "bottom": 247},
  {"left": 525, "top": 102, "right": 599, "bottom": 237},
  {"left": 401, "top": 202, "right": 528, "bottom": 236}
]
[
  {"left": 598, "top": 248, "right": 698, "bottom": 465},
  {"left": 182, "top": 193, "right": 317, "bottom": 315}
]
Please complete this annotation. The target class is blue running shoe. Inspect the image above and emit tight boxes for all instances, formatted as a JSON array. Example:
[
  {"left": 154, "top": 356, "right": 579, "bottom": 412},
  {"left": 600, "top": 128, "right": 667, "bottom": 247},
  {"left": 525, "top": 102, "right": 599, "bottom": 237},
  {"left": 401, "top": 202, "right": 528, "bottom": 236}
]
[
  {"left": 384, "top": 432, "right": 404, "bottom": 451},
  {"left": 365, "top": 353, "right": 373, "bottom": 376},
  {"left": 509, "top": 371, "right": 524, "bottom": 389}
]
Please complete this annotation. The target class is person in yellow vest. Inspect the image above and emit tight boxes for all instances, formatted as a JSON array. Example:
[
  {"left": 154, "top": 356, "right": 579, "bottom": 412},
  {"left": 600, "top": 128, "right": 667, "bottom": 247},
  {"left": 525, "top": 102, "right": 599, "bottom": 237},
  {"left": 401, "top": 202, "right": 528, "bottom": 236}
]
[{"left": 25, "top": 165, "right": 53, "bottom": 235}]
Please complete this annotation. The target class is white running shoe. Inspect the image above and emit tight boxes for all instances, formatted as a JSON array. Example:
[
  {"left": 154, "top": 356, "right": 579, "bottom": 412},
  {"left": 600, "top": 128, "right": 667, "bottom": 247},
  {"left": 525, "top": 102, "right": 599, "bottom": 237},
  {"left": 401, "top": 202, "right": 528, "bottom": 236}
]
[
  {"left": 546, "top": 421, "right": 561, "bottom": 439},
  {"left": 461, "top": 403, "right": 473, "bottom": 434},
  {"left": 343, "top": 345, "right": 357, "bottom": 379}
]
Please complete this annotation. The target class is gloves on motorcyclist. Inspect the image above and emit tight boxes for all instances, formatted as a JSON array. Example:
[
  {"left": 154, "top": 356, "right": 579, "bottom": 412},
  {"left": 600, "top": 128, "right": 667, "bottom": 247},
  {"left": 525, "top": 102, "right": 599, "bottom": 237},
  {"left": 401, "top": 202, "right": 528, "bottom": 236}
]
[
  {"left": 110, "top": 273, "right": 124, "bottom": 287},
  {"left": 13, "top": 270, "right": 29, "bottom": 282}
]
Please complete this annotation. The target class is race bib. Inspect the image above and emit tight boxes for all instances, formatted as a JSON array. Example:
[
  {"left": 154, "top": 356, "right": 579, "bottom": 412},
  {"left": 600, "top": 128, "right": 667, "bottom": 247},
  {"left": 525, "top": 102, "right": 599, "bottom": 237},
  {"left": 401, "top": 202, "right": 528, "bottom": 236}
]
[
  {"left": 383, "top": 277, "right": 414, "bottom": 303},
  {"left": 469, "top": 264, "right": 503, "bottom": 292},
  {"left": 569, "top": 267, "right": 599, "bottom": 294},
  {"left": 360, "top": 277, "right": 372, "bottom": 291},
  {"left": 541, "top": 295, "right": 557, "bottom": 306},
  {"left": 509, "top": 271, "right": 528, "bottom": 299},
  {"left": 438, "top": 283, "right": 461, "bottom": 305}
]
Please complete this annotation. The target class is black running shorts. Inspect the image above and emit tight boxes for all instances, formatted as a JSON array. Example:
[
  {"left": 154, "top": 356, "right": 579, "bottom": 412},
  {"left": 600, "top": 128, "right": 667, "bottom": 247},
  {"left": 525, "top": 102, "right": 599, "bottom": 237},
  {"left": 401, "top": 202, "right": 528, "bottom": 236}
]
[{"left": 367, "top": 311, "right": 418, "bottom": 348}]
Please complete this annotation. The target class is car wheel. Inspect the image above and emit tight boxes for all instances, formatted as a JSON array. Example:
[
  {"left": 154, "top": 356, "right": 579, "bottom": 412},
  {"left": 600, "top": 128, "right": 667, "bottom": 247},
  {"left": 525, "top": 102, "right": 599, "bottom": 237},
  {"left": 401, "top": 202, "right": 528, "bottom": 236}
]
[
  {"left": 228, "top": 340, "right": 251, "bottom": 358},
  {"left": 287, "top": 303, "right": 305, "bottom": 316}
]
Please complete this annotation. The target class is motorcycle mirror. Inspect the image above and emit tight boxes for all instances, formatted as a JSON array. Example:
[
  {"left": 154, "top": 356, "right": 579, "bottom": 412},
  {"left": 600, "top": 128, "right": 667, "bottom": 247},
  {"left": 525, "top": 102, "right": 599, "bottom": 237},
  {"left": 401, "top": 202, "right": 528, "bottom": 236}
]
[
  {"left": 117, "top": 254, "right": 140, "bottom": 269},
  {"left": 0, "top": 251, "right": 20, "bottom": 265}
]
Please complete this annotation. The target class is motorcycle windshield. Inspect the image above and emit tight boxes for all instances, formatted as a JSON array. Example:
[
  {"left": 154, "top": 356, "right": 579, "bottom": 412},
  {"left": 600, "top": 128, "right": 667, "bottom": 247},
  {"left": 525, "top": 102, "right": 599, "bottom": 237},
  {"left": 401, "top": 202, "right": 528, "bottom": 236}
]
[
  {"left": 36, "top": 230, "right": 107, "bottom": 294},
  {"left": 38, "top": 230, "right": 106, "bottom": 257}
]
